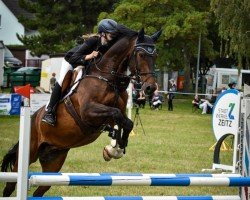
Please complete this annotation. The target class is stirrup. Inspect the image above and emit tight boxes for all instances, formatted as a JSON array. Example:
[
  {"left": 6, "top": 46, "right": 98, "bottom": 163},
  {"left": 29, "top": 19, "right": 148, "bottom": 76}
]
[{"left": 42, "top": 112, "right": 56, "bottom": 126}]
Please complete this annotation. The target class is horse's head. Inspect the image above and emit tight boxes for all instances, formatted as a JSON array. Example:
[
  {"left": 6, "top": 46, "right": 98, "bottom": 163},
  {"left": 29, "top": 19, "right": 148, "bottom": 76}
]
[{"left": 129, "top": 28, "right": 162, "bottom": 95}]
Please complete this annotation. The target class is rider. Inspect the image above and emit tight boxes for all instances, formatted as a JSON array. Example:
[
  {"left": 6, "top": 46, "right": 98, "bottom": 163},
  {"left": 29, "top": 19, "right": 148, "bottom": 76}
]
[{"left": 42, "top": 19, "right": 118, "bottom": 126}]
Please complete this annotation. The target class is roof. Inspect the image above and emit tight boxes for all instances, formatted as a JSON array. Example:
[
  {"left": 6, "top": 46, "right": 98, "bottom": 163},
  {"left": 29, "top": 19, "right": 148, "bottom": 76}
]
[{"left": 2, "top": 0, "right": 33, "bottom": 19}]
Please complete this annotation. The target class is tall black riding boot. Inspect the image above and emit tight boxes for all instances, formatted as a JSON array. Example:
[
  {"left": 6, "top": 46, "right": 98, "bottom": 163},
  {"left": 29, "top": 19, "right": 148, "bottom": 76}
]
[{"left": 42, "top": 83, "right": 62, "bottom": 126}]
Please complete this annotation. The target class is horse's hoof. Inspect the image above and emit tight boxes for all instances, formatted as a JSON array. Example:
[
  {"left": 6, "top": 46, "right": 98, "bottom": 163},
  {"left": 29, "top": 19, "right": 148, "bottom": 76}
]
[
  {"left": 103, "top": 146, "right": 112, "bottom": 162},
  {"left": 103, "top": 145, "right": 124, "bottom": 160},
  {"left": 112, "top": 148, "right": 124, "bottom": 159}
]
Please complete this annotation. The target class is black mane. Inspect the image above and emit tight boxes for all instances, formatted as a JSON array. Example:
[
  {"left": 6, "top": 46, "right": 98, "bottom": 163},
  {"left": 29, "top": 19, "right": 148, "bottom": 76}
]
[{"left": 115, "top": 24, "right": 138, "bottom": 39}]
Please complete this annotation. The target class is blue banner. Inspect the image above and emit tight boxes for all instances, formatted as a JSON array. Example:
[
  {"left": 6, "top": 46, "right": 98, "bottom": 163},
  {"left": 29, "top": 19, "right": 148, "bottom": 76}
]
[{"left": 0, "top": 94, "right": 21, "bottom": 115}]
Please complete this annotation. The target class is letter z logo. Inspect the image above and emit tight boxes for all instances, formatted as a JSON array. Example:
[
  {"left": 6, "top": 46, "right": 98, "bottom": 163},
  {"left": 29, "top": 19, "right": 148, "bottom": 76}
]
[{"left": 228, "top": 103, "right": 235, "bottom": 120}]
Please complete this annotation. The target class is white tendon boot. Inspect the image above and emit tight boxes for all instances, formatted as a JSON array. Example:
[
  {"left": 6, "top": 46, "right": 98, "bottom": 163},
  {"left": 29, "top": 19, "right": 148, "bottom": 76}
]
[{"left": 103, "top": 126, "right": 125, "bottom": 161}]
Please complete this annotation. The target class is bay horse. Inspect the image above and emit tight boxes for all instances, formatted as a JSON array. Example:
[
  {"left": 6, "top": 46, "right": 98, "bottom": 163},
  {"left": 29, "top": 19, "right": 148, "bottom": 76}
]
[{"left": 1, "top": 25, "right": 162, "bottom": 197}]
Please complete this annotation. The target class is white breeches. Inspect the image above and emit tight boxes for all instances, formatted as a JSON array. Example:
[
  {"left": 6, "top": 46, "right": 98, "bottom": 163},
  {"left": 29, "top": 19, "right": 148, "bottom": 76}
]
[
  {"left": 199, "top": 101, "right": 213, "bottom": 114},
  {"left": 57, "top": 59, "right": 73, "bottom": 86}
]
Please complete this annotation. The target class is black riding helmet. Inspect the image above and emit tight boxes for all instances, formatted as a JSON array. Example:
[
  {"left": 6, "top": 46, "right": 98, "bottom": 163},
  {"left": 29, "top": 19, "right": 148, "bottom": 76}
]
[{"left": 98, "top": 19, "right": 117, "bottom": 34}]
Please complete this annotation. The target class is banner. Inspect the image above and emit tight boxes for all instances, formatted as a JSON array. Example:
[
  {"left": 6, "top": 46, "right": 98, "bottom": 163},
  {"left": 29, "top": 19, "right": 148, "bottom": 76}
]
[
  {"left": 212, "top": 89, "right": 241, "bottom": 141},
  {"left": 30, "top": 93, "right": 50, "bottom": 115},
  {"left": 0, "top": 94, "right": 21, "bottom": 115}
]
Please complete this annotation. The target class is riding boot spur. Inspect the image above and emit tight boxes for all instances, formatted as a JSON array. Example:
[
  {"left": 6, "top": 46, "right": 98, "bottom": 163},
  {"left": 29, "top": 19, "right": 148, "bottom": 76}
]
[{"left": 42, "top": 83, "right": 62, "bottom": 126}]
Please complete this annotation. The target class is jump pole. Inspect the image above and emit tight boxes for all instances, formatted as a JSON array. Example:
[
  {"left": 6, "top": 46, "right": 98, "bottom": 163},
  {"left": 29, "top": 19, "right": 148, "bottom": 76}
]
[
  {"left": 28, "top": 174, "right": 250, "bottom": 187},
  {"left": 0, "top": 172, "right": 242, "bottom": 182},
  {"left": 28, "top": 196, "right": 241, "bottom": 200},
  {"left": 0, "top": 105, "right": 32, "bottom": 200},
  {"left": 16, "top": 84, "right": 31, "bottom": 200},
  {"left": 17, "top": 105, "right": 31, "bottom": 200}
]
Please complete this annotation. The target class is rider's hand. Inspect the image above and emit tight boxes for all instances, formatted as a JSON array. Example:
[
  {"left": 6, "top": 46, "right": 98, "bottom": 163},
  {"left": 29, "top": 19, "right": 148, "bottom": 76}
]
[{"left": 85, "top": 51, "right": 99, "bottom": 60}]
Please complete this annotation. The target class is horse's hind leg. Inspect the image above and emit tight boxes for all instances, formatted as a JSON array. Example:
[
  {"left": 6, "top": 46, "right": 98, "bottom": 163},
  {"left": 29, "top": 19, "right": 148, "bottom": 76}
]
[
  {"left": 2, "top": 140, "right": 39, "bottom": 197},
  {"left": 2, "top": 162, "right": 18, "bottom": 197},
  {"left": 33, "top": 149, "right": 69, "bottom": 197}
]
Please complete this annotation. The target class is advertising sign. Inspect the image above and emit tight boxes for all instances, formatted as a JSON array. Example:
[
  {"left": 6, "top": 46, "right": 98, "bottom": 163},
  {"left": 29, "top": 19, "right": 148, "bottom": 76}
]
[
  {"left": 30, "top": 93, "right": 50, "bottom": 115},
  {"left": 212, "top": 89, "right": 241, "bottom": 141},
  {"left": 0, "top": 94, "right": 21, "bottom": 115}
]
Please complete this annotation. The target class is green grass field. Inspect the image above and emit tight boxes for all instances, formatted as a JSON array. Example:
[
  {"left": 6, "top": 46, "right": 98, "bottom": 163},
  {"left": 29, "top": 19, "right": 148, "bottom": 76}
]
[{"left": 0, "top": 98, "right": 237, "bottom": 197}]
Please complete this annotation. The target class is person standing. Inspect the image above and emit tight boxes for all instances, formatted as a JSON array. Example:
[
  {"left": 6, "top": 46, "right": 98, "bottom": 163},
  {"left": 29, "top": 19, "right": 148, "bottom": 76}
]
[
  {"left": 49, "top": 72, "right": 56, "bottom": 92},
  {"left": 168, "top": 80, "right": 177, "bottom": 111}
]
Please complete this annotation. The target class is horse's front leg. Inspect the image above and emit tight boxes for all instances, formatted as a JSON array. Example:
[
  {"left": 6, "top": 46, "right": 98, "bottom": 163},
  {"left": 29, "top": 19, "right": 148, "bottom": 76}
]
[
  {"left": 84, "top": 103, "right": 133, "bottom": 161},
  {"left": 103, "top": 116, "right": 133, "bottom": 161},
  {"left": 117, "top": 116, "right": 133, "bottom": 149}
]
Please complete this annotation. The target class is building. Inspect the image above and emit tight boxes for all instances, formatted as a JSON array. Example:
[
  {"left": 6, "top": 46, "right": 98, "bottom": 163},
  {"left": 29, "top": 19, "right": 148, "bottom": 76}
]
[
  {"left": 0, "top": 0, "right": 48, "bottom": 69},
  {"left": 0, "top": 0, "right": 34, "bottom": 45}
]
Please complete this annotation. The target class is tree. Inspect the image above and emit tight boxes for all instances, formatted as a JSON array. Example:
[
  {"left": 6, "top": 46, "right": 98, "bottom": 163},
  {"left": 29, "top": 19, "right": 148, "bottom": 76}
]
[
  {"left": 17, "top": 0, "right": 119, "bottom": 56},
  {"left": 99, "top": 0, "right": 216, "bottom": 91},
  {"left": 211, "top": 0, "right": 250, "bottom": 69},
  {"left": 18, "top": 0, "right": 84, "bottom": 56}
]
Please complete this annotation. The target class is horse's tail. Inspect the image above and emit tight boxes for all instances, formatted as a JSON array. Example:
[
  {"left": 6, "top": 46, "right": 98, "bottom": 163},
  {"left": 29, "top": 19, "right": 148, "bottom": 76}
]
[{"left": 1, "top": 142, "right": 19, "bottom": 172}]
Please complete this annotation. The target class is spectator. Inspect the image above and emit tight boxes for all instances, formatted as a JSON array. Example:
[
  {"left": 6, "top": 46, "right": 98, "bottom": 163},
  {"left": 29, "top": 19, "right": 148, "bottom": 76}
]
[
  {"left": 50, "top": 73, "right": 56, "bottom": 92},
  {"left": 207, "top": 91, "right": 217, "bottom": 114},
  {"left": 210, "top": 91, "right": 218, "bottom": 104},
  {"left": 228, "top": 82, "right": 237, "bottom": 90},
  {"left": 152, "top": 90, "right": 163, "bottom": 110},
  {"left": 148, "top": 82, "right": 159, "bottom": 108},
  {"left": 168, "top": 80, "right": 177, "bottom": 111},
  {"left": 192, "top": 95, "right": 213, "bottom": 114},
  {"left": 136, "top": 90, "right": 146, "bottom": 108}
]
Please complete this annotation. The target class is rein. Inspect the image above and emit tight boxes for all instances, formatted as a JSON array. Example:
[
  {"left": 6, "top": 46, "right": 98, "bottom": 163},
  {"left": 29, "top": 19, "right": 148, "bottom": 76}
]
[
  {"left": 68, "top": 42, "right": 157, "bottom": 91},
  {"left": 90, "top": 42, "right": 157, "bottom": 82}
]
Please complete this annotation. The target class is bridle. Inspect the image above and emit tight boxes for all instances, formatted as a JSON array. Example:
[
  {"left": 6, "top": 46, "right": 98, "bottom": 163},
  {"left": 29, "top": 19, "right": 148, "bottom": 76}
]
[
  {"left": 130, "top": 42, "right": 157, "bottom": 89},
  {"left": 85, "top": 39, "right": 157, "bottom": 90}
]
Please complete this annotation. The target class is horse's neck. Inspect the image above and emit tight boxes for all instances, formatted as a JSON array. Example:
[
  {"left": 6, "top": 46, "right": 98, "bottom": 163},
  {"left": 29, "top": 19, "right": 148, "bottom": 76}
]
[
  {"left": 94, "top": 37, "right": 136, "bottom": 73},
  {"left": 118, "top": 56, "right": 131, "bottom": 74}
]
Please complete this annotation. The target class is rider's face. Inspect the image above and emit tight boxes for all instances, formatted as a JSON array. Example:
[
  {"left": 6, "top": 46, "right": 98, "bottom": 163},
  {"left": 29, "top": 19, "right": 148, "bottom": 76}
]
[{"left": 100, "top": 33, "right": 113, "bottom": 45}]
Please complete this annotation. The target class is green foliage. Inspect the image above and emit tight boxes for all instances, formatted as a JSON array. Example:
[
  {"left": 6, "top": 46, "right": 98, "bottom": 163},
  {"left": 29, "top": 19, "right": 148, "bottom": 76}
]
[
  {"left": 100, "top": 0, "right": 215, "bottom": 91},
  {"left": 211, "top": 0, "right": 250, "bottom": 68},
  {"left": 17, "top": 0, "right": 119, "bottom": 56},
  {"left": 18, "top": 0, "right": 84, "bottom": 56}
]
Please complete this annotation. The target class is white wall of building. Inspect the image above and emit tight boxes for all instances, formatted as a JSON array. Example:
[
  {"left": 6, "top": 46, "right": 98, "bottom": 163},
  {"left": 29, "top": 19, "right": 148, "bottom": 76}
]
[
  {"left": 0, "top": 41, "right": 4, "bottom": 86},
  {"left": 0, "top": 0, "right": 24, "bottom": 45}
]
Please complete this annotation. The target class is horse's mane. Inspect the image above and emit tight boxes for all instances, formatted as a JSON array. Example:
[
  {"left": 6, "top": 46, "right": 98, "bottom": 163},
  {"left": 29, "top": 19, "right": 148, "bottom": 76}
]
[
  {"left": 94, "top": 25, "right": 138, "bottom": 71},
  {"left": 98, "top": 25, "right": 138, "bottom": 60},
  {"left": 115, "top": 24, "right": 138, "bottom": 39}
]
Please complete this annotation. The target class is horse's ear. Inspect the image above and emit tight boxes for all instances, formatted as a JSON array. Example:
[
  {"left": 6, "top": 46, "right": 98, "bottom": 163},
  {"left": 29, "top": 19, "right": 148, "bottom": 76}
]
[
  {"left": 151, "top": 29, "right": 162, "bottom": 42},
  {"left": 138, "top": 28, "right": 145, "bottom": 43}
]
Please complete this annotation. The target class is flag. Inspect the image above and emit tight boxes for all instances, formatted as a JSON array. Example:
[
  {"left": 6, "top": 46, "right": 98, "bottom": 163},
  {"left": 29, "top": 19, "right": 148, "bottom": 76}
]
[{"left": 14, "top": 84, "right": 31, "bottom": 99}]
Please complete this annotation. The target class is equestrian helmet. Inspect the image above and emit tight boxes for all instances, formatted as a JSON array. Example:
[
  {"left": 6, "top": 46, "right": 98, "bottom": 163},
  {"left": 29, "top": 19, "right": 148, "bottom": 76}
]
[{"left": 98, "top": 19, "right": 117, "bottom": 33}]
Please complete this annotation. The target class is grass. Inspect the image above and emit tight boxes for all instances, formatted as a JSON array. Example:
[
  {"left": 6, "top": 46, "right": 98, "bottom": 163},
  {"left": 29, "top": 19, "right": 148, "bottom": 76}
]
[{"left": 0, "top": 98, "right": 237, "bottom": 197}]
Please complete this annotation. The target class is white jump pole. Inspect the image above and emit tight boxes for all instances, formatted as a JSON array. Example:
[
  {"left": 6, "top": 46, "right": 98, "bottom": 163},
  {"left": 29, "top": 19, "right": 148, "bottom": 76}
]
[
  {"left": 16, "top": 105, "right": 31, "bottom": 200},
  {"left": 127, "top": 82, "right": 133, "bottom": 120}
]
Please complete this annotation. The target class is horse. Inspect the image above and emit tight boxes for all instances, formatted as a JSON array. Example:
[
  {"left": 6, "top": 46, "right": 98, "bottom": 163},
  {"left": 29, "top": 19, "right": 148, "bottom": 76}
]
[{"left": 1, "top": 25, "right": 162, "bottom": 197}]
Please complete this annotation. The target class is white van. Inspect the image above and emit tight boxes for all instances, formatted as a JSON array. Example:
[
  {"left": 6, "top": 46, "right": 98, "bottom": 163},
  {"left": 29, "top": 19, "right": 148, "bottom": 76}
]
[{"left": 206, "top": 67, "right": 250, "bottom": 97}]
